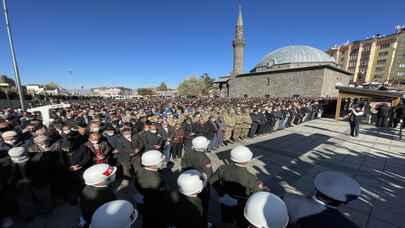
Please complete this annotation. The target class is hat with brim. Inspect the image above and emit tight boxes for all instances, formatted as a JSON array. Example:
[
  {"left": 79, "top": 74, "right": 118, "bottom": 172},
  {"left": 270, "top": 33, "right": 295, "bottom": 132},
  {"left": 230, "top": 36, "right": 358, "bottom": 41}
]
[{"left": 315, "top": 171, "right": 361, "bottom": 203}]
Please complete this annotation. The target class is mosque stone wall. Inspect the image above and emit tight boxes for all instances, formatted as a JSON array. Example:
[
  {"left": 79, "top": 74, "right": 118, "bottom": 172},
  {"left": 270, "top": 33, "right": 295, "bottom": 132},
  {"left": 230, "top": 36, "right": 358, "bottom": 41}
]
[{"left": 228, "top": 67, "right": 351, "bottom": 98}]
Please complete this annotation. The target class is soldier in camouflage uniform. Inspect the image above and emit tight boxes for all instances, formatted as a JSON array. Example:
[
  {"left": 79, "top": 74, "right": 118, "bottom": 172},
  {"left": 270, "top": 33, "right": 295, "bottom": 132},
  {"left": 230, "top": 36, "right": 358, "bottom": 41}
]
[
  {"left": 223, "top": 109, "right": 236, "bottom": 144},
  {"left": 240, "top": 109, "right": 252, "bottom": 139},
  {"left": 233, "top": 109, "right": 243, "bottom": 141}
]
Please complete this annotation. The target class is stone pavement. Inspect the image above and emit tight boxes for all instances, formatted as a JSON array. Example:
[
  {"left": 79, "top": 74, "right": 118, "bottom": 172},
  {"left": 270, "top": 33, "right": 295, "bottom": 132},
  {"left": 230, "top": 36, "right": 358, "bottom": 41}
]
[{"left": 15, "top": 118, "right": 405, "bottom": 228}]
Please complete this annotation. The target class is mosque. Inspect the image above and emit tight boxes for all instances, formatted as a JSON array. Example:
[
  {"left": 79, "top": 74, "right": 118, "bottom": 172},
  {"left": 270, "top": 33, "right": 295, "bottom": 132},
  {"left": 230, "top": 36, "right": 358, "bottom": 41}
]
[{"left": 214, "top": 7, "right": 352, "bottom": 97}]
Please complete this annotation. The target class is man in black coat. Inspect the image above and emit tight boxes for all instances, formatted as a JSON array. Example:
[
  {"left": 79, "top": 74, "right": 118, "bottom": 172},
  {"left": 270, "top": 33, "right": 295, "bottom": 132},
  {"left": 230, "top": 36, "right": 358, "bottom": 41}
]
[
  {"left": 136, "top": 123, "right": 164, "bottom": 153},
  {"left": 159, "top": 121, "right": 176, "bottom": 161},
  {"left": 377, "top": 103, "right": 391, "bottom": 128},
  {"left": 257, "top": 109, "right": 266, "bottom": 135},
  {"left": 114, "top": 128, "right": 136, "bottom": 179},
  {"left": 182, "top": 117, "right": 195, "bottom": 152},
  {"left": 205, "top": 116, "right": 218, "bottom": 151},
  {"left": 192, "top": 118, "right": 207, "bottom": 138},
  {"left": 394, "top": 102, "right": 405, "bottom": 128},
  {"left": 249, "top": 110, "right": 260, "bottom": 138}
]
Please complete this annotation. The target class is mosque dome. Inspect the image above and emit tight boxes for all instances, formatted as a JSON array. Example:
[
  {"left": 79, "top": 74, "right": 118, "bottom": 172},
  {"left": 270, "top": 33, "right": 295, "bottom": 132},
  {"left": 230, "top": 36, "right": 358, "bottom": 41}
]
[{"left": 253, "top": 45, "right": 335, "bottom": 72}]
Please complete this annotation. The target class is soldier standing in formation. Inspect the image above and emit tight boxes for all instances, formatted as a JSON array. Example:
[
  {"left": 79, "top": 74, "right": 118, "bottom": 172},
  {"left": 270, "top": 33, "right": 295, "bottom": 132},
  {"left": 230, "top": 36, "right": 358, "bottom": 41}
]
[
  {"left": 209, "top": 145, "right": 267, "bottom": 226},
  {"left": 79, "top": 164, "right": 117, "bottom": 228},
  {"left": 223, "top": 109, "right": 236, "bottom": 144},
  {"left": 135, "top": 150, "right": 168, "bottom": 228},
  {"left": 181, "top": 136, "right": 213, "bottom": 178}
]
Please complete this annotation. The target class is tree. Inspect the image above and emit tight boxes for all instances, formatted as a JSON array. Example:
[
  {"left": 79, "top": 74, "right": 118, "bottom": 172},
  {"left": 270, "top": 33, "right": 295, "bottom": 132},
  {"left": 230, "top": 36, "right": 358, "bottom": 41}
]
[
  {"left": 177, "top": 75, "right": 205, "bottom": 96},
  {"left": 0, "top": 74, "right": 16, "bottom": 87},
  {"left": 137, "top": 88, "right": 156, "bottom": 96},
  {"left": 45, "top": 81, "right": 61, "bottom": 90},
  {"left": 157, "top": 82, "right": 168, "bottom": 91},
  {"left": 200, "top": 73, "right": 214, "bottom": 95}
]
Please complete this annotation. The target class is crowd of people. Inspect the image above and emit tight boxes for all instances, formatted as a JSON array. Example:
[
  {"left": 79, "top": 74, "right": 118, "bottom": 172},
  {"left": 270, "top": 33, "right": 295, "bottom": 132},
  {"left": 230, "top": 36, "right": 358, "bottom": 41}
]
[
  {"left": 342, "top": 98, "right": 405, "bottom": 129},
  {"left": 0, "top": 96, "right": 362, "bottom": 228}
]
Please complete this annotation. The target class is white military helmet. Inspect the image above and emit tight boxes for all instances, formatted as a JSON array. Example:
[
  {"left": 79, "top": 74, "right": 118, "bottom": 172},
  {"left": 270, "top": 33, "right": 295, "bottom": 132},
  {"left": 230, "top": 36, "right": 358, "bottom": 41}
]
[
  {"left": 83, "top": 164, "right": 117, "bottom": 186},
  {"left": 244, "top": 192, "right": 289, "bottom": 228},
  {"left": 230, "top": 145, "right": 253, "bottom": 163},
  {"left": 177, "top": 169, "right": 204, "bottom": 196},
  {"left": 90, "top": 200, "right": 137, "bottom": 228},
  {"left": 192, "top": 136, "right": 209, "bottom": 151},
  {"left": 141, "top": 150, "right": 165, "bottom": 166}
]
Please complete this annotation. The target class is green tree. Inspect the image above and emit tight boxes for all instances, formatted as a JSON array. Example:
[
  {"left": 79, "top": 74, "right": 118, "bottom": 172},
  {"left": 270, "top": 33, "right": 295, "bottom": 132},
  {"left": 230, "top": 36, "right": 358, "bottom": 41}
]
[
  {"left": 0, "top": 74, "right": 16, "bottom": 87},
  {"left": 157, "top": 82, "right": 168, "bottom": 91},
  {"left": 200, "top": 73, "right": 214, "bottom": 95},
  {"left": 45, "top": 81, "right": 61, "bottom": 90},
  {"left": 137, "top": 88, "right": 156, "bottom": 96},
  {"left": 177, "top": 75, "right": 205, "bottom": 96}
]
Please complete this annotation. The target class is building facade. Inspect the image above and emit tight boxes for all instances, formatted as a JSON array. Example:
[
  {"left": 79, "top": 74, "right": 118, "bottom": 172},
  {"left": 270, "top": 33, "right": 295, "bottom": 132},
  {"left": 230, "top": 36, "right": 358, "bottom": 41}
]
[
  {"left": 214, "top": 7, "right": 351, "bottom": 98},
  {"left": 326, "top": 26, "right": 405, "bottom": 83},
  {"left": 91, "top": 87, "right": 131, "bottom": 97},
  {"left": 26, "top": 84, "right": 44, "bottom": 94}
]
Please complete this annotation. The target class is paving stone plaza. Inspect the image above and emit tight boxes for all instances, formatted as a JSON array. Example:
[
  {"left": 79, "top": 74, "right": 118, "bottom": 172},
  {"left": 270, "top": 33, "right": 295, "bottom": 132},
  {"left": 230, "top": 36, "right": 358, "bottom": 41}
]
[{"left": 18, "top": 118, "right": 405, "bottom": 228}]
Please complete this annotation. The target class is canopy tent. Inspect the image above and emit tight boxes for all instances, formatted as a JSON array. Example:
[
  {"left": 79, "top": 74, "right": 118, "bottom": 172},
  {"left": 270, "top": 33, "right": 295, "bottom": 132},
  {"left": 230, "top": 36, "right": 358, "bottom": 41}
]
[{"left": 335, "top": 86, "right": 404, "bottom": 121}]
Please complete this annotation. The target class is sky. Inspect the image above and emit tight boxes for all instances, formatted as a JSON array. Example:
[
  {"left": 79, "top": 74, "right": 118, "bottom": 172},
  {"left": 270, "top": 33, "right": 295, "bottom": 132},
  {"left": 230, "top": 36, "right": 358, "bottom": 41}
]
[{"left": 0, "top": 0, "right": 404, "bottom": 89}]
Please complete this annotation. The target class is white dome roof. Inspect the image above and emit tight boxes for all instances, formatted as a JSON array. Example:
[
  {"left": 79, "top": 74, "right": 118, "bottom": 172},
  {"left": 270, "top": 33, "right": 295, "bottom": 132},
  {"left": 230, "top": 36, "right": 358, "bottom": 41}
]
[{"left": 255, "top": 45, "right": 335, "bottom": 70}]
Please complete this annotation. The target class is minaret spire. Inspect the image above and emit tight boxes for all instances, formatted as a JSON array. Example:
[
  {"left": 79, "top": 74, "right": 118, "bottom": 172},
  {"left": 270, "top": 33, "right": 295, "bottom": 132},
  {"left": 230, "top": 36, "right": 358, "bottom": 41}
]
[
  {"left": 232, "top": 4, "right": 245, "bottom": 76},
  {"left": 237, "top": 4, "right": 243, "bottom": 26}
]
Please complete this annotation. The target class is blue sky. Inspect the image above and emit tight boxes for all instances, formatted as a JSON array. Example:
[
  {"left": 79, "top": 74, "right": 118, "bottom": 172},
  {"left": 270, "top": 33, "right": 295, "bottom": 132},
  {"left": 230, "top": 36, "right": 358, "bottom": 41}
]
[{"left": 0, "top": 0, "right": 404, "bottom": 89}]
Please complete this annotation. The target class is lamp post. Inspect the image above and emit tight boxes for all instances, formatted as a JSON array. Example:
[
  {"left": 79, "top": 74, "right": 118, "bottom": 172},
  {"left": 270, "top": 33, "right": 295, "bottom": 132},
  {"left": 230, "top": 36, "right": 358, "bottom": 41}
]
[{"left": 2, "top": 0, "right": 25, "bottom": 110}]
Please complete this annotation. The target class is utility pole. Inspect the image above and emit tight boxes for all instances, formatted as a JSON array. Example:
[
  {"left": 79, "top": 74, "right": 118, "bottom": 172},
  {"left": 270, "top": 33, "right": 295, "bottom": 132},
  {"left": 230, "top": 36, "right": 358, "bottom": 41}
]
[{"left": 2, "top": 0, "right": 25, "bottom": 110}]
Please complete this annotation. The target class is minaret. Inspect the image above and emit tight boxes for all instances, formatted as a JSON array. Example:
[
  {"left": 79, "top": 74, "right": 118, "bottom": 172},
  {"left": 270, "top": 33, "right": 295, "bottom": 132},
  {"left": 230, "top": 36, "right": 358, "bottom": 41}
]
[{"left": 232, "top": 5, "right": 245, "bottom": 75}]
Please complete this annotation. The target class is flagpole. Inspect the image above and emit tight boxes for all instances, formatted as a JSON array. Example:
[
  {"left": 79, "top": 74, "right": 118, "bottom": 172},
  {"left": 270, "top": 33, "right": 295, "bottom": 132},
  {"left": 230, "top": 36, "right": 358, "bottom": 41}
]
[{"left": 2, "top": 0, "right": 25, "bottom": 110}]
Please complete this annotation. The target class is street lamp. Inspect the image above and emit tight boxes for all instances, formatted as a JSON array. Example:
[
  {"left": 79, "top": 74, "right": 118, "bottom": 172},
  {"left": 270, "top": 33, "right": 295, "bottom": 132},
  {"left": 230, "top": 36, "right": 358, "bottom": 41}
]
[{"left": 2, "top": 0, "right": 25, "bottom": 110}]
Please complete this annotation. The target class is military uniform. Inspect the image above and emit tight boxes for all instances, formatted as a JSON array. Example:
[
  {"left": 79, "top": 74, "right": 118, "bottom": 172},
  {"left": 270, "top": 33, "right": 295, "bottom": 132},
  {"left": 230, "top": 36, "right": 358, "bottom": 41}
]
[
  {"left": 223, "top": 112, "right": 236, "bottom": 142},
  {"left": 284, "top": 194, "right": 359, "bottom": 228},
  {"left": 232, "top": 113, "right": 243, "bottom": 140},
  {"left": 80, "top": 185, "right": 117, "bottom": 225},
  {"left": 209, "top": 163, "right": 262, "bottom": 196},
  {"left": 240, "top": 111, "right": 252, "bottom": 139},
  {"left": 284, "top": 171, "right": 361, "bottom": 228},
  {"left": 170, "top": 193, "right": 206, "bottom": 228},
  {"left": 181, "top": 149, "right": 213, "bottom": 178},
  {"left": 136, "top": 167, "right": 169, "bottom": 228},
  {"left": 209, "top": 163, "right": 262, "bottom": 225}
]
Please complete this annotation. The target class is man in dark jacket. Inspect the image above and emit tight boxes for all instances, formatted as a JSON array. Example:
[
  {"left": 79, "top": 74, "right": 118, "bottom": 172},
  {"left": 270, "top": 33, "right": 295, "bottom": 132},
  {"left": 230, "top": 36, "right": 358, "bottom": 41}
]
[
  {"left": 114, "top": 128, "right": 136, "bottom": 179},
  {"left": 205, "top": 116, "right": 218, "bottom": 151},
  {"left": 136, "top": 123, "right": 164, "bottom": 153},
  {"left": 249, "top": 110, "right": 260, "bottom": 138},
  {"left": 193, "top": 117, "right": 207, "bottom": 138},
  {"left": 377, "top": 103, "right": 391, "bottom": 128},
  {"left": 159, "top": 121, "right": 175, "bottom": 162},
  {"left": 257, "top": 109, "right": 266, "bottom": 135}
]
